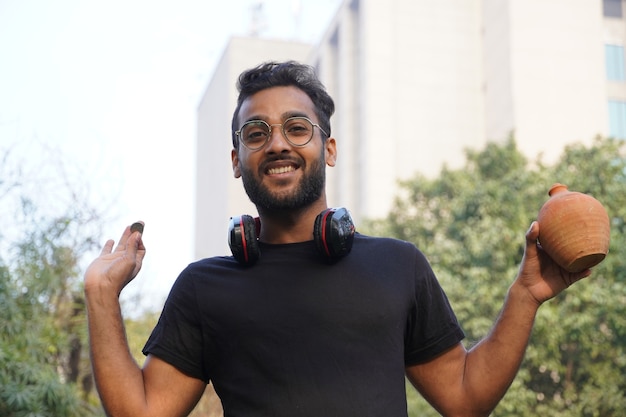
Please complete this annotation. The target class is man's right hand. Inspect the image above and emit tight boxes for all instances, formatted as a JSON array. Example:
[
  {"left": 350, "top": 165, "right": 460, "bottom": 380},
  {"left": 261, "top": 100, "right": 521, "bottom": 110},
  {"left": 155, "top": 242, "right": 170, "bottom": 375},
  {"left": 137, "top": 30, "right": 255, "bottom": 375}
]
[{"left": 84, "top": 221, "right": 146, "bottom": 296}]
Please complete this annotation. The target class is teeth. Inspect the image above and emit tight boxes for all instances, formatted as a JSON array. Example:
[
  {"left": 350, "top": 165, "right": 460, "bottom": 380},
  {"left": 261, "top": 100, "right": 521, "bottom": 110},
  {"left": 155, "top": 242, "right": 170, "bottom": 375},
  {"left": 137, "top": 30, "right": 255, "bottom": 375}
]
[{"left": 268, "top": 166, "right": 295, "bottom": 175}]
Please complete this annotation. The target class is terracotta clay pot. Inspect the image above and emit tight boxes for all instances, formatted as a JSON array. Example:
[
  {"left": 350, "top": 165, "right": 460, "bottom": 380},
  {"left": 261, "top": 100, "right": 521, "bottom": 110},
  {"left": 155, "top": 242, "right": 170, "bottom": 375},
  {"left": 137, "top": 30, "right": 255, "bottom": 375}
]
[{"left": 537, "top": 183, "right": 610, "bottom": 272}]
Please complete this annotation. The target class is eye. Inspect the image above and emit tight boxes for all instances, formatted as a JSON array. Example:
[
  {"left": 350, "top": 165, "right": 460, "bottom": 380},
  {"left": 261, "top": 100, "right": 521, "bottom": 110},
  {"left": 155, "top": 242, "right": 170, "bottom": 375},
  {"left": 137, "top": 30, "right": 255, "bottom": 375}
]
[
  {"left": 243, "top": 122, "right": 269, "bottom": 143},
  {"left": 284, "top": 119, "right": 312, "bottom": 137}
]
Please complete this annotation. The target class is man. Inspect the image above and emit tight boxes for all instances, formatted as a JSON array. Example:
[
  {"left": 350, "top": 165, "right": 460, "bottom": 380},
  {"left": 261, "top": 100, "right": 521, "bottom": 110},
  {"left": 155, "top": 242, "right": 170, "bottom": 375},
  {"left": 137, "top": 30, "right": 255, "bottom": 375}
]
[{"left": 84, "top": 61, "right": 590, "bottom": 417}]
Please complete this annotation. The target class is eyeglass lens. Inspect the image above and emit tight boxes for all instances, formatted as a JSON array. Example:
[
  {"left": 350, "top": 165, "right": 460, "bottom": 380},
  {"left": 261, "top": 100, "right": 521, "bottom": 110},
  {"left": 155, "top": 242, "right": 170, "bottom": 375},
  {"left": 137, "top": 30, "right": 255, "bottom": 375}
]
[{"left": 240, "top": 117, "right": 314, "bottom": 149}]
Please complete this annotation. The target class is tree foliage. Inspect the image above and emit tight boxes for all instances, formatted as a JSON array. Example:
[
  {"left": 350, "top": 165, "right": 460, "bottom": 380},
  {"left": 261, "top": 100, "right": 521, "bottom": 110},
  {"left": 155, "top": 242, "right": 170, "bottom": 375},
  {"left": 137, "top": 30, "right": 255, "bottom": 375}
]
[
  {"left": 0, "top": 145, "right": 106, "bottom": 416},
  {"left": 366, "top": 136, "right": 626, "bottom": 416},
  {"left": 0, "top": 214, "right": 103, "bottom": 416}
]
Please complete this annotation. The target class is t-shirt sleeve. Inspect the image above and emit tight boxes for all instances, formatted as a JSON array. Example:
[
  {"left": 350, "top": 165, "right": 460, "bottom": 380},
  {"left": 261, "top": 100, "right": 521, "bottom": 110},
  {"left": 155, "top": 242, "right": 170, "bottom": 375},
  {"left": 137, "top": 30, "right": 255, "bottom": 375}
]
[
  {"left": 404, "top": 248, "right": 465, "bottom": 365},
  {"left": 142, "top": 266, "right": 208, "bottom": 382}
]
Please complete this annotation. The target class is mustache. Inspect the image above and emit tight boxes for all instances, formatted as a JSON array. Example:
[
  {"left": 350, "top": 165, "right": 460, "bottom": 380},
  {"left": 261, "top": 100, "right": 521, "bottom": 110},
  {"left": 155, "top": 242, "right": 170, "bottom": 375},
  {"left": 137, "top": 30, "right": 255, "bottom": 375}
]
[{"left": 260, "top": 155, "right": 303, "bottom": 170}]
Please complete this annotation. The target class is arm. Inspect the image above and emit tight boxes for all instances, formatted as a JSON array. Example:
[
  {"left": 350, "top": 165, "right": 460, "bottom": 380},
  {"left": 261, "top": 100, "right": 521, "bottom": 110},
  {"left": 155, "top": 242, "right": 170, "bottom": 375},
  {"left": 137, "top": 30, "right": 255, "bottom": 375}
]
[
  {"left": 84, "top": 223, "right": 206, "bottom": 417},
  {"left": 406, "top": 221, "right": 591, "bottom": 417}
]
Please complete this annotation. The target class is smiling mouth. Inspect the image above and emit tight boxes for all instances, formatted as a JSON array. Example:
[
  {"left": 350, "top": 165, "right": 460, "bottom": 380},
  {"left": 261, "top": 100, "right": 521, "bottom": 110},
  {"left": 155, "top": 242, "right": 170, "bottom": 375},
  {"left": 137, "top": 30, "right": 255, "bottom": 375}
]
[{"left": 267, "top": 165, "right": 296, "bottom": 175}]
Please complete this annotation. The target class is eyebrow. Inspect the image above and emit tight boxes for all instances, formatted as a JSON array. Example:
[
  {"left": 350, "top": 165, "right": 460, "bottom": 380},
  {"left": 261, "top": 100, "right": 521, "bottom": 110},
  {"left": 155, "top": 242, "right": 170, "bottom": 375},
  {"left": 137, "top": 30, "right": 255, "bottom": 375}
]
[{"left": 243, "top": 111, "right": 313, "bottom": 124}]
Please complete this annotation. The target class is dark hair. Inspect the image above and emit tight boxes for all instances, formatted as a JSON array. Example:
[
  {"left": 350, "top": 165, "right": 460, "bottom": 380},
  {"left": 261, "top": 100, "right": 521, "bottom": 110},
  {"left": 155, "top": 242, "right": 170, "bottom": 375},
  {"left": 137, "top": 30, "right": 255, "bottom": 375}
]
[{"left": 231, "top": 61, "right": 335, "bottom": 149}]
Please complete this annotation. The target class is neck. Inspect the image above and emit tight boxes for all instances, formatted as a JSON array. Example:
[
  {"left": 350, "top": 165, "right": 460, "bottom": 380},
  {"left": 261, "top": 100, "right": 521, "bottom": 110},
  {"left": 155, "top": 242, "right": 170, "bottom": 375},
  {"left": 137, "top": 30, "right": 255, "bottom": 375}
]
[{"left": 257, "top": 202, "right": 328, "bottom": 244}]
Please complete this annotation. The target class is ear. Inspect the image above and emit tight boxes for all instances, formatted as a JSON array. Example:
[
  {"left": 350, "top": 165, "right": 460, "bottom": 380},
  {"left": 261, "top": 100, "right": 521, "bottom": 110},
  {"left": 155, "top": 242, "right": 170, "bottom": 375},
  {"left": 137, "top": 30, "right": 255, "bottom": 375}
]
[
  {"left": 231, "top": 148, "right": 242, "bottom": 178},
  {"left": 325, "top": 137, "right": 337, "bottom": 167}
]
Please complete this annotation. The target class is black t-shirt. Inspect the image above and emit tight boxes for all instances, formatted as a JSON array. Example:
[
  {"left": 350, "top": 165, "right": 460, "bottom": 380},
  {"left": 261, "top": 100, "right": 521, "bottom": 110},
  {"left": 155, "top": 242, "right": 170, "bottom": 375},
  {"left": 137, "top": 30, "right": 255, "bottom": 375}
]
[{"left": 143, "top": 234, "right": 464, "bottom": 417}]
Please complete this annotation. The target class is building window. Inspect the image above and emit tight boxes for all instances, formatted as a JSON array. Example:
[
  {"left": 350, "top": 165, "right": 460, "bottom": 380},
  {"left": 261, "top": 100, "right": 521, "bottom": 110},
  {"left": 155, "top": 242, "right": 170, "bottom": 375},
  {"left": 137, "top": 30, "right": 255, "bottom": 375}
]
[
  {"left": 604, "top": 0, "right": 623, "bottom": 17},
  {"left": 608, "top": 100, "right": 626, "bottom": 138},
  {"left": 606, "top": 44, "right": 625, "bottom": 81}
]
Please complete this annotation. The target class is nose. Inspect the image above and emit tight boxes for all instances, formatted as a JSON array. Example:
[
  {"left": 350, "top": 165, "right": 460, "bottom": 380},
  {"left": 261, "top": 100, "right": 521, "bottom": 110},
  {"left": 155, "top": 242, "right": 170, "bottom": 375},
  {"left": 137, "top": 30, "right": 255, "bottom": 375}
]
[{"left": 264, "top": 124, "right": 290, "bottom": 153}]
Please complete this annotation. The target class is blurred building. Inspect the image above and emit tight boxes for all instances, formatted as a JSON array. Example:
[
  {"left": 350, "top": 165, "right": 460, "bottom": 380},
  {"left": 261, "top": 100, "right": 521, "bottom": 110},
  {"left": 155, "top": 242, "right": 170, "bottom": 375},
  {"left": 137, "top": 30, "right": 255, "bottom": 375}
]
[{"left": 195, "top": 0, "right": 626, "bottom": 259}]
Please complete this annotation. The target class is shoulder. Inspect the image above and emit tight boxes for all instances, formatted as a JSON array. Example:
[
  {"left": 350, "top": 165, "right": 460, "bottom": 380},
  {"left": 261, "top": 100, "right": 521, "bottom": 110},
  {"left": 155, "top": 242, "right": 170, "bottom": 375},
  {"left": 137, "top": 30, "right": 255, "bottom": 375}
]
[
  {"left": 353, "top": 233, "right": 415, "bottom": 248},
  {"left": 169, "top": 255, "right": 241, "bottom": 290},
  {"left": 352, "top": 233, "right": 429, "bottom": 263},
  {"left": 183, "top": 255, "right": 239, "bottom": 274}
]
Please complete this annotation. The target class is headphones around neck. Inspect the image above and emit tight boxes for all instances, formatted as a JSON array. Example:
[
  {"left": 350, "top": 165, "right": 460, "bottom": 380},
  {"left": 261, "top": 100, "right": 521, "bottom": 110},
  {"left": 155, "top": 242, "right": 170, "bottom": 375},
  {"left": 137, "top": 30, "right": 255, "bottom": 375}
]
[{"left": 228, "top": 207, "right": 355, "bottom": 266}]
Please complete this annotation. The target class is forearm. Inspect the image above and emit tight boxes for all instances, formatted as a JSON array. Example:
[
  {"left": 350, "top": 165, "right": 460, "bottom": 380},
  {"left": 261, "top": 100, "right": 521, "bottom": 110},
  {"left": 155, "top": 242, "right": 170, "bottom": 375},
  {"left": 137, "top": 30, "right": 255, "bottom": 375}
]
[
  {"left": 408, "top": 222, "right": 588, "bottom": 416},
  {"left": 86, "top": 285, "right": 148, "bottom": 417},
  {"left": 462, "top": 281, "right": 540, "bottom": 413}
]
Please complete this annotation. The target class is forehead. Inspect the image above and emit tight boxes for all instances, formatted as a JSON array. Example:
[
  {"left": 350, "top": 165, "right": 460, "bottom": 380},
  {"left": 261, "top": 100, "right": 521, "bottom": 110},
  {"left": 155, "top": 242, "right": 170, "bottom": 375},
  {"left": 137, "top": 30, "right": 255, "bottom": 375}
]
[{"left": 238, "top": 86, "right": 316, "bottom": 124}]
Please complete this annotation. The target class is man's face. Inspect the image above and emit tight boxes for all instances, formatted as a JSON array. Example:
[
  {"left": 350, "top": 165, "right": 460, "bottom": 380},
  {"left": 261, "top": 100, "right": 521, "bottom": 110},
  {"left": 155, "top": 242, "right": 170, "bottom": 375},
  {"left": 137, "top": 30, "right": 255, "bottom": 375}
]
[{"left": 231, "top": 86, "right": 336, "bottom": 212}]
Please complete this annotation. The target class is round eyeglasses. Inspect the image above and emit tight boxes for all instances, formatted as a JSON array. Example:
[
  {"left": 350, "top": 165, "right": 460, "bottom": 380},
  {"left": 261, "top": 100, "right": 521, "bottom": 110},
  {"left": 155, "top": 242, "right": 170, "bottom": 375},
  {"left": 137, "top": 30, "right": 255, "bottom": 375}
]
[{"left": 235, "top": 116, "right": 328, "bottom": 151}]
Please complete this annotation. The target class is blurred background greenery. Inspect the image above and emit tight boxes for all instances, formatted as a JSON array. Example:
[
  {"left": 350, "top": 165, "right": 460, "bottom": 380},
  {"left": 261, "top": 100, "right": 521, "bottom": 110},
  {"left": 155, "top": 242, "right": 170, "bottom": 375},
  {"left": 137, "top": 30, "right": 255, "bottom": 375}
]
[{"left": 1, "top": 136, "right": 624, "bottom": 416}]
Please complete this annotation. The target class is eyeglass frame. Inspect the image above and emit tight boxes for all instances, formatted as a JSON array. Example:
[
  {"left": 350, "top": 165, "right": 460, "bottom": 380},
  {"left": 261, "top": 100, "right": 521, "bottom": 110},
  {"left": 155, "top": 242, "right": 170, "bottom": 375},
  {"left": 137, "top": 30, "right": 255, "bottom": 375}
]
[{"left": 234, "top": 116, "right": 329, "bottom": 151}]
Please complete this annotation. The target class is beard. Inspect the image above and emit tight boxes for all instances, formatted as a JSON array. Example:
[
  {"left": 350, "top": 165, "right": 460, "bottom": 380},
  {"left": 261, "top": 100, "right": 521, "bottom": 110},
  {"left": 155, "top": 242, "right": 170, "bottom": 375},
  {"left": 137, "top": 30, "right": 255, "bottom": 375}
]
[{"left": 240, "top": 153, "right": 326, "bottom": 212}]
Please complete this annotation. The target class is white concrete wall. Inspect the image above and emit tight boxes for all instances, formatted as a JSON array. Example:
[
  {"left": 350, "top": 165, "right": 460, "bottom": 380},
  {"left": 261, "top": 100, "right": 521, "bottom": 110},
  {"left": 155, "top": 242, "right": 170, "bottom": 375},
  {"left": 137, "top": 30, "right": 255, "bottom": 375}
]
[
  {"left": 311, "top": 0, "right": 485, "bottom": 221},
  {"left": 483, "top": 0, "right": 515, "bottom": 142},
  {"left": 603, "top": 6, "right": 626, "bottom": 124},
  {"left": 505, "top": 0, "right": 606, "bottom": 162},
  {"left": 310, "top": 0, "right": 612, "bottom": 223}
]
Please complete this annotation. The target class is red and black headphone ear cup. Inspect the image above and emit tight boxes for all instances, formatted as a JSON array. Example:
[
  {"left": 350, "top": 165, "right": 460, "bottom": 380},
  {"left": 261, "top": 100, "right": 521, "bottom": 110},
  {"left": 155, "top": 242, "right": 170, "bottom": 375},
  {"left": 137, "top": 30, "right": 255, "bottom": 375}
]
[
  {"left": 229, "top": 208, "right": 354, "bottom": 266},
  {"left": 228, "top": 215, "right": 260, "bottom": 266},
  {"left": 314, "top": 207, "right": 355, "bottom": 262}
]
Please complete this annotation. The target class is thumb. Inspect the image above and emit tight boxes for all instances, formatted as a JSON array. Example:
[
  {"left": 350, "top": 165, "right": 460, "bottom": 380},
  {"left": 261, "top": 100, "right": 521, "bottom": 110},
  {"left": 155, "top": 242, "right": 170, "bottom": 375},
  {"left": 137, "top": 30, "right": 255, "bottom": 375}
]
[
  {"left": 525, "top": 221, "right": 540, "bottom": 256},
  {"left": 127, "top": 228, "right": 143, "bottom": 257},
  {"left": 526, "top": 221, "right": 539, "bottom": 242},
  {"left": 127, "top": 226, "right": 146, "bottom": 273}
]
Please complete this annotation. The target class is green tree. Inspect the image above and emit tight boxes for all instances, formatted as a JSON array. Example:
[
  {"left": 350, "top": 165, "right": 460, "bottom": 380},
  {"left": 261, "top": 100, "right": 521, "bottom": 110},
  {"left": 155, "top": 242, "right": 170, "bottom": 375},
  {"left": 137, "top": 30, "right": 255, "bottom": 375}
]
[
  {"left": 0, "top": 214, "right": 101, "bottom": 416},
  {"left": 0, "top": 142, "right": 224, "bottom": 417},
  {"left": 366, "top": 136, "right": 626, "bottom": 416},
  {"left": 0, "top": 145, "right": 107, "bottom": 416}
]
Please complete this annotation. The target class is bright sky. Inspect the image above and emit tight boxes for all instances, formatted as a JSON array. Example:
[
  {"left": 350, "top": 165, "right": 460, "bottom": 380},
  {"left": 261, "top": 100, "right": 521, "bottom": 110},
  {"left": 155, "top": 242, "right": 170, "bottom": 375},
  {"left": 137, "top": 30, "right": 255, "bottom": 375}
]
[{"left": 0, "top": 0, "right": 341, "bottom": 312}]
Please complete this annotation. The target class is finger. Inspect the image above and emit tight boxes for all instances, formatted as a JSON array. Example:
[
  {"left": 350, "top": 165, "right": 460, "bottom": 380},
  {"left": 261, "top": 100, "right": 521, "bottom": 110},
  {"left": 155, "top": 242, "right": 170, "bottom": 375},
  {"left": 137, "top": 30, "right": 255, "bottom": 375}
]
[
  {"left": 525, "top": 221, "right": 539, "bottom": 242},
  {"left": 127, "top": 225, "right": 147, "bottom": 259},
  {"left": 114, "top": 225, "right": 132, "bottom": 252},
  {"left": 524, "top": 221, "right": 540, "bottom": 255},
  {"left": 137, "top": 234, "right": 146, "bottom": 252},
  {"left": 569, "top": 268, "right": 592, "bottom": 284},
  {"left": 100, "top": 239, "right": 115, "bottom": 256},
  {"left": 126, "top": 229, "right": 140, "bottom": 258},
  {"left": 126, "top": 230, "right": 146, "bottom": 277},
  {"left": 134, "top": 231, "right": 147, "bottom": 266},
  {"left": 114, "top": 221, "right": 144, "bottom": 252},
  {"left": 130, "top": 221, "right": 145, "bottom": 253}
]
